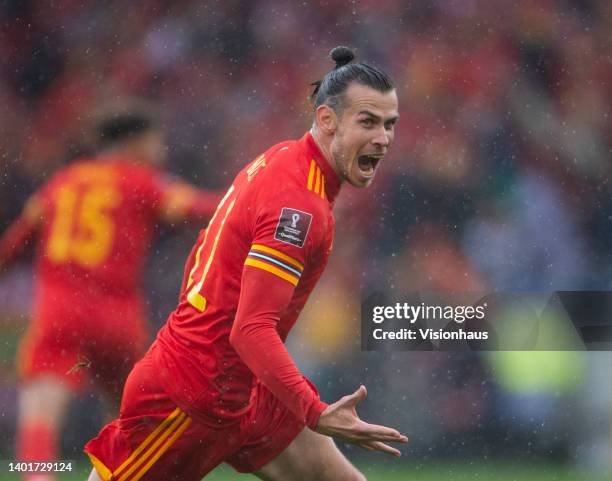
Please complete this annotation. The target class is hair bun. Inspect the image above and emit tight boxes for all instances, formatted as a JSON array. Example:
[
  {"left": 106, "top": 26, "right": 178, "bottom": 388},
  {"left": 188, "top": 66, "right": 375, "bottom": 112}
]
[{"left": 330, "top": 46, "right": 355, "bottom": 68}]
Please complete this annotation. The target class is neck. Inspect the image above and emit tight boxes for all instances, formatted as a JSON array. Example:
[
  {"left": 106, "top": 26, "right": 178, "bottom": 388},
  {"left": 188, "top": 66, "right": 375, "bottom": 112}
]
[
  {"left": 102, "top": 144, "right": 142, "bottom": 164},
  {"left": 310, "top": 125, "right": 343, "bottom": 181}
]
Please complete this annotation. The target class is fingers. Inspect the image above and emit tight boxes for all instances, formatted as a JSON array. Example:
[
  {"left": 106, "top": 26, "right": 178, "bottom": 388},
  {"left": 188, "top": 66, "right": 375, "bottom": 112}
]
[
  {"left": 341, "top": 385, "right": 367, "bottom": 408},
  {"left": 321, "top": 386, "right": 409, "bottom": 450},
  {"left": 358, "top": 440, "right": 402, "bottom": 457},
  {"left": 358, "top": 420, "right": 408, "bottom": 443}
]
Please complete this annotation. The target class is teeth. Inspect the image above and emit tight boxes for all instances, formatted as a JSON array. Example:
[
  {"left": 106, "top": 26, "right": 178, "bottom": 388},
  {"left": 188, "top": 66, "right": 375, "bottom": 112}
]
[
  {"left": 357, "top": 155, "right": 383, "bottom": 178},
  {"left": 357, "top": 158, "right": 374, "bottom": 177}
]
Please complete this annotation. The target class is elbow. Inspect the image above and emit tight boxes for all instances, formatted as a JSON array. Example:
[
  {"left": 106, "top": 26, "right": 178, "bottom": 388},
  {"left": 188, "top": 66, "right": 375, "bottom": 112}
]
[
  {"left": 230, "top": 315, "right": 276, "bottom": 353},
  {"left": 229, "top": 324, "right": 244, "bottom": 352}
]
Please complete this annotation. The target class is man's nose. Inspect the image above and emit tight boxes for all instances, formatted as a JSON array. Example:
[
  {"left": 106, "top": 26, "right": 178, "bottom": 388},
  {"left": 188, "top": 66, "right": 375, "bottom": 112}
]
[{"left": 372, "top": 127, "right": 391, "bottom": 147}]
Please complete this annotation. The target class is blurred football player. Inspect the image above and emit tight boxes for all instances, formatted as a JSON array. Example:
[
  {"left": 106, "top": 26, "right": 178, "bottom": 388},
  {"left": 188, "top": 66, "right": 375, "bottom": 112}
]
[{"left": 0, "top": 102, "right": 220, "bottom": 481}]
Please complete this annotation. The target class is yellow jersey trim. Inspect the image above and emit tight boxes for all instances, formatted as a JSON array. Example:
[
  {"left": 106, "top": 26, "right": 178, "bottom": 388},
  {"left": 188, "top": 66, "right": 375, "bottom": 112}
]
[
  {"left": 306, "top": 159, "right": 326, "bottom": 200},
  {"left": 307, "top": 159, "right": 316, "bottom": 190},
  {"left": 251, "top": 244, "right": 304, "bottom": 270},
  {"left": 245, "top": 258, "right": 299, "bottom": 286}
]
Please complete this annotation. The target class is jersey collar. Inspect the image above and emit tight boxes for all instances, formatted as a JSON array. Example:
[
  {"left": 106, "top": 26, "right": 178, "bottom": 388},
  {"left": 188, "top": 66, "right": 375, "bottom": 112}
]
[{"left": 300, "top": 132, "right": 341, "bottom": 204}]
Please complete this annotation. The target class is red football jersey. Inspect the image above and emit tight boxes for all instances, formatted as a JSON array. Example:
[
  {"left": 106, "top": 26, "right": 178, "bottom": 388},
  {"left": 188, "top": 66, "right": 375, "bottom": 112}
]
[
  {"left": 0, "top": 156, "right": 218, "bottom": 322},
  {"left": 154, "top": 132, "right": 340, "bottom": 428}
]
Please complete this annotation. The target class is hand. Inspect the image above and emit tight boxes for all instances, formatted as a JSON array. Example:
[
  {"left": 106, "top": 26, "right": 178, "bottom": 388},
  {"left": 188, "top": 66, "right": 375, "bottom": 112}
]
[{"left": 315, "top": 385, "right": 409, "bottom": 457}]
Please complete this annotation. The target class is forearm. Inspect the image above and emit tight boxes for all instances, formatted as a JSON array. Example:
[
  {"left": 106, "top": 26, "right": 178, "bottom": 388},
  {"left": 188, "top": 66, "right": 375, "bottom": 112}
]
[
  {"left": 230, "top": 316, "right": 327, "bottom": 429},
  {"left": 161, "top": 185, "right": 221, "bottom": 224},
  {"left": 230, "top": 267, "right": 328, "bottom": 429},
  {"left": 0, "top": 217, "right": 36, "bottom": 271},
  {"left": 185, "top": 191, "right": 222, "bottom": 221}
]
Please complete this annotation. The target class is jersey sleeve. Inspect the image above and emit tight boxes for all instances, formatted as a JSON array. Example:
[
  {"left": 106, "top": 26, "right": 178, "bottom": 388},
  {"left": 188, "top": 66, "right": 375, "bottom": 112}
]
[
  {"left": 0, "top": 193, "right": 44, "bottom": 270},
  {"left": 151, "top": 171, "right": 221, "bottom": 224},
  {"left": 231, "top": 266, "right": 327, "bottom": 429},
  {"left": 244, "top": 188, "right": 324, "bottom": 287},
  {"left": 230, "top": 189, "right": 329, "bottom": 429}
]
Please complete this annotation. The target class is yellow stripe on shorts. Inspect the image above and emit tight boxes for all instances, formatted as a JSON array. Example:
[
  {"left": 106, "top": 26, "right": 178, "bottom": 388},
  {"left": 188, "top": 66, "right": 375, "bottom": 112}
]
[
  {"left": 130, "top": 417, "right": 192, "bottom": 481},
  {"left": 111, "top": 407, "right": 190, "bottom": 481},
  {"left": 117, "top": 413, "right": 188, "bottom": 481}
]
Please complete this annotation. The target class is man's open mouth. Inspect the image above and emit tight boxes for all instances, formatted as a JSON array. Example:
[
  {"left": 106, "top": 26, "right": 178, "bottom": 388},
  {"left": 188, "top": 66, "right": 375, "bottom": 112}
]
[{"left": 357, "top": 155, "right": 382, "bottom": 177}]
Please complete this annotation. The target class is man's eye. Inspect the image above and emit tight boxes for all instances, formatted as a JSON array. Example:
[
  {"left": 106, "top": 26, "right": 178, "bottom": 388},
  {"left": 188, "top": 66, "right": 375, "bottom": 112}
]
[{"left": 361, "top": 118, "right": 374, "bottom": 127}]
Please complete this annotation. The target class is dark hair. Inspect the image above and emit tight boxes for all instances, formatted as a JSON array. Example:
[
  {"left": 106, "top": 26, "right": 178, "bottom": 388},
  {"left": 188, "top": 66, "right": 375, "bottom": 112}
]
[
  {"left": 311, "top": 46, "right": 394, "bottom": 113},
  {"left": 96, "top": 109, "right": 158, "bottom": 148}
]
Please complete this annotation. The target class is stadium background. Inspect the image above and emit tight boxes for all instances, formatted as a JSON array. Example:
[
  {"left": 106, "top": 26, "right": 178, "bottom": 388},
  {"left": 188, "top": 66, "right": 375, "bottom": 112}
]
[{"left": 1, "top": 0, "right": 611, "bottom": 479}]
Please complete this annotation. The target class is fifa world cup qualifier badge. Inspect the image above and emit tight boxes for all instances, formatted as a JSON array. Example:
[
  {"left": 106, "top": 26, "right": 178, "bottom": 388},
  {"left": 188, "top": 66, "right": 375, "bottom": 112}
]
[{"left": 274, "top": 208, "right": 312, "bottom": 248}]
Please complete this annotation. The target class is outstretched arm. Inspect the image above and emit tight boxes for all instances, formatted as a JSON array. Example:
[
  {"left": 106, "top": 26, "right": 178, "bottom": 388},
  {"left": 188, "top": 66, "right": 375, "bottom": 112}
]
[
  {"left": 0, "top": 196, "right": 41, "bottom": 272},
  {"left": 230, "top": 266, "right": 408, "bottom": 455},
  {"left": 158, "top": 182, "right": 221, "bottom": 224},
  {"left": 230, "top": 265, "right": 327, "bottom": 429}
]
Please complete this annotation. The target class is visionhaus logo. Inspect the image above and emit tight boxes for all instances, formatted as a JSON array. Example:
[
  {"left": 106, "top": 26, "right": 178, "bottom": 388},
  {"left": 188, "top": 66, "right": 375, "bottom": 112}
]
[{"left": 361, "top": 291, "right": 612, "bottom": 351}]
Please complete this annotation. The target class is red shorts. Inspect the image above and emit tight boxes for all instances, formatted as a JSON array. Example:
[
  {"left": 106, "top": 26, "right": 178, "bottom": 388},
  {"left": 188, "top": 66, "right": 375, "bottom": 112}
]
[
  {"left": 17, "top": 292, "right": 147, "bottom": 395},
  {"left": 84, "top": 347, "right": 306, "bottom": 481}
]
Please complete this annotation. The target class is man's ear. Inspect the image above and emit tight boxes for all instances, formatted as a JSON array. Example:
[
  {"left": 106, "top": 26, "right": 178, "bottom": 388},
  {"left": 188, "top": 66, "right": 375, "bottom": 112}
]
[{"left": 314, "top": 104, "right": 338, "bottom": 135}]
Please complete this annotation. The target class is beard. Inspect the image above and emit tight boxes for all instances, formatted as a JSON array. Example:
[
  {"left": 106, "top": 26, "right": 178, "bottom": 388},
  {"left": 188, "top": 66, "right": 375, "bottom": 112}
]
[{"left": 330, "top": 134, "right": 351, "bottom": 182}]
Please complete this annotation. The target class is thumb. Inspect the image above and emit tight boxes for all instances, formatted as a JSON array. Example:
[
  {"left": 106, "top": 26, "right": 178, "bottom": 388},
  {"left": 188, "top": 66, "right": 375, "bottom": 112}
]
[{"left": 344, "top": 385, "right": 367, "bottom": 407}]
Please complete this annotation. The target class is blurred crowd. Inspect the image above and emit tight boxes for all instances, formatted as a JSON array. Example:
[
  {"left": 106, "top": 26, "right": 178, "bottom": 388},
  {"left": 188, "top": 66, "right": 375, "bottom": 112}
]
[{"left": 1, "top": 0, "right": 612, "bottom": 471}]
